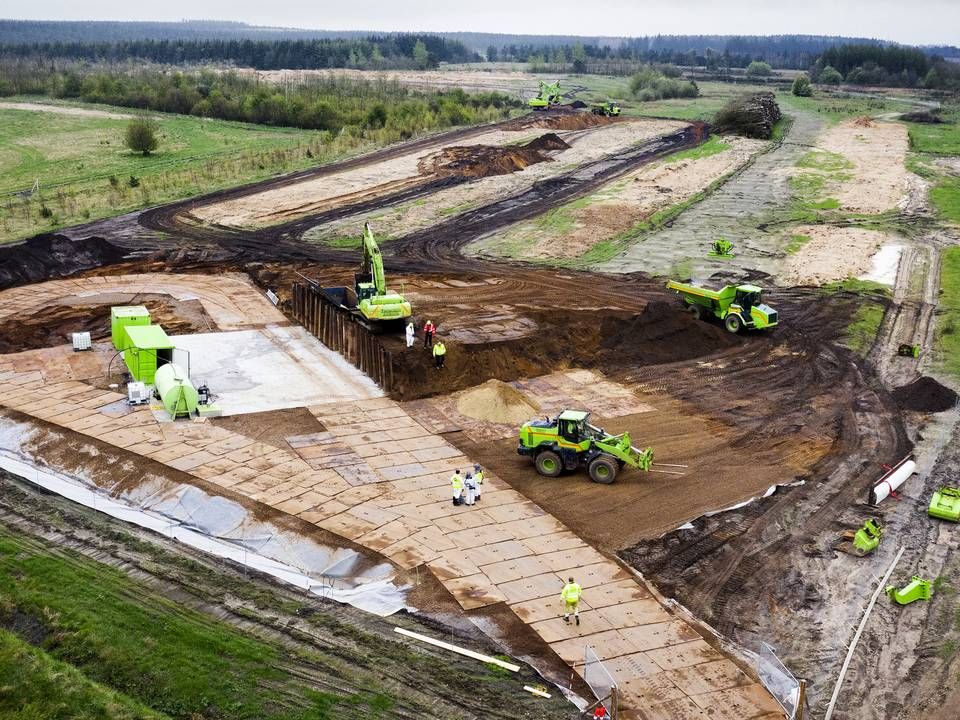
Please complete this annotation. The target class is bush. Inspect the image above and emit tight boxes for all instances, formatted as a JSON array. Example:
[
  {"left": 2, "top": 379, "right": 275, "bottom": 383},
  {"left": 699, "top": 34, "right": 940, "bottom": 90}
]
[
  {"left": 39, "top": 205, "right": 52, "bottom": 218},
  {"left": 629, "top": 67, "right": 699, "bottom": 102},
  {"left": 819, "top": 65, "right": 843, "bottom": 85},
  {"left": 792, "top": 74, "right": 813, "bottom": 97},
  {"left": 124, "top": 117, "right": 158, "bottom": 156},
  {"left": 745, "top": 61, "right": 773, "bottom": 78},
  {"left": 128, "top": 175, "right": 140, "bottom": 188}
]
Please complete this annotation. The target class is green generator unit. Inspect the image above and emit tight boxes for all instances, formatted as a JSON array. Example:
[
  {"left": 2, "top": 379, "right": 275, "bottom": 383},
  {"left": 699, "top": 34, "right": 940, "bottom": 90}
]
[
  {"left": 111, "top": 306, "right": 151, "bottom": 350},
  {"left": 929, "top": 487, "right": 960, "bottom": 522},
  {"left": 123, "top": 325, "right": 174, "bottom": 384}
]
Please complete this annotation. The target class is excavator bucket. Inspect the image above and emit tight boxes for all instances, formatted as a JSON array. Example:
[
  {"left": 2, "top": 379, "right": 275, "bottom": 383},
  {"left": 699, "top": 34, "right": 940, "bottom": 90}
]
[
  {"left": 708, "top": 238, "right": 734, "bottom": 258},
  {"left": 897, "top": 344, "right": 921, "bottom": 358},
  {"left": 885, "top": 576, "right": 932, "bottom": 605},
  {"left": 929, "top": 487, "right": 960, "bottom": 522},
  {"left": 852, "top": 518, "right": 883, "bottom": 555}
]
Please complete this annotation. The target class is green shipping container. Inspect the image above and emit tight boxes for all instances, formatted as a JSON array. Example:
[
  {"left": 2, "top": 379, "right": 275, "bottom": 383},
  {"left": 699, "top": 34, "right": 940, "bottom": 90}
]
[
  {"left": 123, "top": 324, "right": 174, "bottom": 384},
  {"left": 111, "top": 306, "right": 151, "bottom": 350}
]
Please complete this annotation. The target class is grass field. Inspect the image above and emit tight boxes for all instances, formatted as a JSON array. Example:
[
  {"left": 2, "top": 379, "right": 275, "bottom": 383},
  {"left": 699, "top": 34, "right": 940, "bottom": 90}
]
[
  {"left": 0, "top": 527, "right": 395, "bottom": 720},
  {"left": 626, "top": 81, "right": 771, "bottom": 121},
  {"left": 906, "top": 104, "right": 960, "bottom": 155},
  {"left": 0, "top": 101, "right": 343, "bottom": 241},
  {"left": 823, "top": 279, "right": 890, "bottom": 356},
  {"left": 779, "top": 90, "right": 905, "bottom": 123},
  {"left": 937, "top": 246, "right": 960, "bottom": 378}
]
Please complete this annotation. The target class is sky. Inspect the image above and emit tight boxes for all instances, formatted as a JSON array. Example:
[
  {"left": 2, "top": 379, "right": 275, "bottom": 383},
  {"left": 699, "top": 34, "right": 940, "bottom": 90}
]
[{"left": 4, "top": 0, "right": 959, "bottom": 46}]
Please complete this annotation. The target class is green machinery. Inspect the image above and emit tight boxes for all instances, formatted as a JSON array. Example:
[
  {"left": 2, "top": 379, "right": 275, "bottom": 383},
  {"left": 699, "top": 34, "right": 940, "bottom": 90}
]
[
  {"left": 590, "top": 101, "right": 621, "bottom": 116},
  {"left": 320, "top": 223, "right": 411, "bottom": 328},
  {"left": 708, "top": 238, "right": 734, "bottom": 258},
  {"left": 154, "top": 363, "right": 199, "bottom": 418},
  {"left": 111, "top": 305, "right": 151, "bottom": 350},
  {"left": 897, "top": 343, "right": 921, "bottom": 358},
  {"left": 886, "top": 576, "right": 933, "bottom": 605},
  {"left": 835, "top": 518, "right": 883, "bottom": 556},
  {"left": 528, "top": 80, "right": 563, "bottom": 110},
  {"left": 122, "top": 324, "right": 174, "bottom": 384},
  {"left": 666, "top": 280, "right": 779, "bottom": 334},
  {"left": 929, "top": 486, "right": 960, "bottom": 522},
  {"left": 517, "top": 410, "right": 653, "bottom": 484}
]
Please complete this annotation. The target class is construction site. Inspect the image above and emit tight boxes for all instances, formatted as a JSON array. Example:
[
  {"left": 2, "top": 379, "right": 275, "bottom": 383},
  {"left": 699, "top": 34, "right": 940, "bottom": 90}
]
[{"left": 2, "top": 64, "right": 960, "bottom": 720}]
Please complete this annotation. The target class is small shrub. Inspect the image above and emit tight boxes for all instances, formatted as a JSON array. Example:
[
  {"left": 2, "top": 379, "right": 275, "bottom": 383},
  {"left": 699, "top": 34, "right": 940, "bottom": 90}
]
[
  {"left": 124, "top": 117, "right": 159, "bottom": 156},
  {"left": 746, "top": 61, "right": 773, "bottom": 78},
  {"left": 819, "top": 65, "right": 843, "bottom": 85},
  {"left": 39, "top": 205, "right": 53, "bottom": 218},
  {"left": 792, "top": 74, "right": 813, "bottom": 97},
  {"left": 127, "top": 175, "right": 140, "bottom": 188},
  {"left": 108, "top": 175, "right": 119, "bottom": 188}
]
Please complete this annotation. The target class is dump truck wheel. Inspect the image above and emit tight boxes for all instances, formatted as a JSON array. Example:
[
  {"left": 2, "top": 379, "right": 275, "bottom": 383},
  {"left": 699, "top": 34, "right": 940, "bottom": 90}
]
[
  {"left": 588, "top": 455, "right": 618, "bottom": 484},
  {"left": 687, "top": 305, "right": 702, "bottom": 321},
  {"left": 535, "top": 450, "right": 563, "bottom": 478},
  {"left": 724, "top": 314, "right": 742, "bottom": 333}
]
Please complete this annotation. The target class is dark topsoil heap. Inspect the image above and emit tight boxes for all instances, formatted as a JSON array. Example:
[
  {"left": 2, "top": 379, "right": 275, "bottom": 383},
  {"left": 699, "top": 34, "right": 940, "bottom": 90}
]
[
  {"left": 0, "top": 234, "right": 128, "bottom": 291},
  {"left": 892, "top": 376, "right": 959, "bottom": 412},
  {"left": 713, "top": 91, "right": 782, "bottom": 139},
  {"left": 418, "top": 133, "right": 570, "bottom": 179}
]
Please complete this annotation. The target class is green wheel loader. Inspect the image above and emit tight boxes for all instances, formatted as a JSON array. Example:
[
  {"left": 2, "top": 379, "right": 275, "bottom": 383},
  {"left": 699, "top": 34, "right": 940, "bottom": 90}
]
[
  {"left": 517, "top": 410, "right": 654, "bottom": 484},
  {"left": 666, "top": 280, "right": 778, "bottom": 333}
]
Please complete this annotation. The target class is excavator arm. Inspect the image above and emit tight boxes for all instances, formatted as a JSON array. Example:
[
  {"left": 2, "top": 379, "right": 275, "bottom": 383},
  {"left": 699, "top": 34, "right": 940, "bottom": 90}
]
[{"left": 361, "top": 222, "right": 387, "bottom": 296}]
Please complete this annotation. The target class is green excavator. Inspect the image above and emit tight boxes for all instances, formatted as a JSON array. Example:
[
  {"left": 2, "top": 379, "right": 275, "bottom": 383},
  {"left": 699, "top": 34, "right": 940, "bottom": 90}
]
[
  {"left": 320, "top": 223, "right": 411, "bottom": 330},
  {"left": 528, "top": 80, "right": 563, "bottom": 110}
]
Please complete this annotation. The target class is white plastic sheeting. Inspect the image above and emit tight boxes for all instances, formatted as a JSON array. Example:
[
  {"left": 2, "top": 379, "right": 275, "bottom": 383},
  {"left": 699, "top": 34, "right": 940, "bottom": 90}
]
[{"left": 0, "top": 420, "right": 409, "bottom": 617}]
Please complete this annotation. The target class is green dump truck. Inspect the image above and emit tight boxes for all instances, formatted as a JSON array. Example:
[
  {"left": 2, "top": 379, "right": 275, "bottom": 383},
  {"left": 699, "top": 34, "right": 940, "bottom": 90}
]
[
  {"left": 666, "top": 280, "right": 779, "bottom": 333},
  {"left": 590, "top": 101, "right": 621, "bottom": 116},
  {"left": 517, "top": 409, "right": 653, "bottom": 484}
]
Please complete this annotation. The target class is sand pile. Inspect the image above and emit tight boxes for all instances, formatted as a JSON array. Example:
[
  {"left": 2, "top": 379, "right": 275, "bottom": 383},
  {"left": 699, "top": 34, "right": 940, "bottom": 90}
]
[
  {"left": 456, "top": 379, "right": 541, "bottom": 424},
  {"left": 525, "top": 132, "right": 571, "bottom": 152}
]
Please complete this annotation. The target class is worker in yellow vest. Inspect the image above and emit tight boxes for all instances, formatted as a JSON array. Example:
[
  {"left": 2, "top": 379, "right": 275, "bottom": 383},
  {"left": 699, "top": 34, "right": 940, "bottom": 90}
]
[
  {"left": 451, "top": 469, "right": 464, "bottom": 506},
  {"left": 433, "top": 340, "right": 447, "bottom": 369},
  {"left": 473, "top": 464, "right": 484, "bottom": 502},
  {"left": 561, "top": 577, "right": 582, "bottom": 625}
]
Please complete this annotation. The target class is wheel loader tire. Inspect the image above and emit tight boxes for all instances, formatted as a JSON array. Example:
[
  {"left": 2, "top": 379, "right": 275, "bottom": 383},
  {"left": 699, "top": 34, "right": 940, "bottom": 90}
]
[
  {"left": 588, "top": 455, "right": 618, "bottom": 484},
  {"left": 724, "top": 314, "right": 743, "bottom": 333},
  {"left": 535, "top": 450, "right": 563, "bottom": 478},
  {"left": 687, "top": 304, "right": 702, "bottom": 321}
]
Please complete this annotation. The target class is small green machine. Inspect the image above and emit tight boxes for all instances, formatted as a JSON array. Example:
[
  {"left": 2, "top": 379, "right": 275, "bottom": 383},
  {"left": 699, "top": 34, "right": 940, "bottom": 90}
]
[
  {"left": 666, "top": 280, "right": 779, "bottom": 334},
  {"left": 590, "top": 101, "right": 621, "bottom": 116},
  {"left": 708, "top": 238, "right": 735, "bottom": 258},
  {"left": 528, "top": 80, "right": 563, "bottom": 110},
  {"left": 897, "top": 344, "right": 921, "bottom": 358},
  {"left": 517, "top": 410, "right": 653, "bottom": 484},
  {"left": 929, "top": 486, "right": 960, "bottom": 522},
  {"left": 886, "top": 576, "right": 932, "bottom": 605}
]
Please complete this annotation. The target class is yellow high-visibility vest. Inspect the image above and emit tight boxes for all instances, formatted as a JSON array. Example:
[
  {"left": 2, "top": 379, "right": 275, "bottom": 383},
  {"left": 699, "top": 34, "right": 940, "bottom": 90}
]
[
  {"left": 433, "top": 342, "right": 446, "bottom": 357},
  {"left": 561, "top": 582, "right": 582, "bottom": 603},
  {"left": 451, "top": 474, "right": 464, "bottom": 490}
]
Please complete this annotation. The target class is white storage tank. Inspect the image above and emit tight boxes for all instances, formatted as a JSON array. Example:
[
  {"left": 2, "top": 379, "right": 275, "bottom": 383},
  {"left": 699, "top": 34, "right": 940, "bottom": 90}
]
[{"left": 154, "top": 363, "right": 199, "bottom": 419}]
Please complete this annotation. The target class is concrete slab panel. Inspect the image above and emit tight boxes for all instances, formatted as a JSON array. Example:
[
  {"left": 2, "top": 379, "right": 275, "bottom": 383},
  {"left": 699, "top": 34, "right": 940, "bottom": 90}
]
[
  {"left": 645, "top": 639, "right": 721, "bottom": 672},
  {"left": 665, "top": 659, "right": 752, "bottom": 698},
  {"left": 550, "top": 629, "right": 637, "bottom": 664},
  {"left": 689, "top": 683, "right": 786, "bottom": 720},
  {"left": 530, "top": 611, "right": 614, "bottom": 643},
  {"left": 497, "top": 572, "right": 564, "bottom": 604},
  {"left": 441, "top": 573, "right": 507, "bottom": 610},
  {"left": 510, "top": 595, "right": 595, "bottom": 624},
  {"left": 481, "top": 555, "right": 553, "bottom": 585},
  {"left": 620, "top": 620, "right": 702, "bottom": 653},
  {"left": 170, "top": 326, "right": 382, "bottom": 416},
  {"left": 594, "top": 598, "right": 671, "bottom": 629},
  {"left": 579, "top": 579, "right": 652, "bottom": 609}
]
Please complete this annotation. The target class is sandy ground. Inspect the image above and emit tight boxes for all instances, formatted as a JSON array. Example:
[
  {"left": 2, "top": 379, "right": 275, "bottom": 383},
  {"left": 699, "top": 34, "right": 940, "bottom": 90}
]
[
  {"left": 779, "top": 225, "right": 892, "bottom": 286},
  {"left": 304, "top": 118, "right": 685, "bottom": 243},
  {"left": 813, "top": 118, "right": 922, "bottom": 214},
  {"left": 474, "top": 135, "right": 763, "bottom": 261},
  {"left": 0, "top": 101, "right": 134, "bottom": 120}
]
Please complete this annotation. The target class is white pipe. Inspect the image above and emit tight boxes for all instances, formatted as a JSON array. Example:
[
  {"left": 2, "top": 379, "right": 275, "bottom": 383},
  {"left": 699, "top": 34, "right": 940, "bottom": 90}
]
[
  {"left": 823, "top": 545, "right": 904, "bottom": 720},
  {"left": 870, "top": 457, "right": 916, "bottom": 504},
  {"left": 394, "top": 627, "right": 520, "bottom": 672},
  {"left": 524, "top": 685, "right": 552, "bottom": 699}
]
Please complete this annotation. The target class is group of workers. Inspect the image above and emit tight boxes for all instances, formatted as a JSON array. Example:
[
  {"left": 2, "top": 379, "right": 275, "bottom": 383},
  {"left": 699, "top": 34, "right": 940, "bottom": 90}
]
[
  {"left": 450, "top": 465, "right": 483, "bottom": 506},
  {"left": 405, "top": 319, "right": 446, "bottom": 369}
]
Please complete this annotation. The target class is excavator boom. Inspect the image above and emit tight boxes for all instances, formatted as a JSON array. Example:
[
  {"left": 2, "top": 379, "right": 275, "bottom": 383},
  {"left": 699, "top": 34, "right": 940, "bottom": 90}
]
[{"left": 361, "top": 222, "right": 387, "bottom": 296}]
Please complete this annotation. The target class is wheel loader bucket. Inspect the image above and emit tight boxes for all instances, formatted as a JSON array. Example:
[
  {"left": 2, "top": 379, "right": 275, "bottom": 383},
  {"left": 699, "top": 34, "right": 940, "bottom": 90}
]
[
  {"left": 929, "top": 486, "right": 960, "bottom": 522},
  {"left": 885, "top": 576, "right": 932, "bottom": 605}
]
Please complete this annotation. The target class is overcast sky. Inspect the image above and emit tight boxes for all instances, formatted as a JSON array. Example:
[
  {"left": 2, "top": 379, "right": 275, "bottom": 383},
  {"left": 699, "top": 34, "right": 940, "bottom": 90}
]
[{"left": 5, "top": 1, "right": 959, "bottom": 46}]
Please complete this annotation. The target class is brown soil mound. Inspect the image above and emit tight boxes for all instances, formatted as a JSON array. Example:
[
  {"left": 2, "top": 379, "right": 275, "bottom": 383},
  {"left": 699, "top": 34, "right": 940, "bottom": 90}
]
[
  {"left": 456, "top": 379, "right": 541, "bottom": 424},
  {"left": 509, "top": 112, "right": 617, "bottom": 131},
  {"left": 891, "top": 376, "right": 958, "bottom": 412},
  {"left": 419, "top": 145, "right": 549, "bottom": 179},
  {"left": 853, "top": 115, "right": 875, "bottom": 127},
  {"left": 524, "top": 132, "right": 570, "bottom": 152}
]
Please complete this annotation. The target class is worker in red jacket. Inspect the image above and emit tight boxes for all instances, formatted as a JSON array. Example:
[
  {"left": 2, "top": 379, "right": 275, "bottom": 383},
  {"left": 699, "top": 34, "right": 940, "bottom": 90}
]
[{"left": 423, "top": 320, "right": 435, "bottom": 348}]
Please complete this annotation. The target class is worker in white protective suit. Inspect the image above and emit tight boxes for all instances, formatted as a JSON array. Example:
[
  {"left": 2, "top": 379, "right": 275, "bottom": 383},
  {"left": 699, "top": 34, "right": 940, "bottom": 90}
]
[
  {"left": 405, "top": 322, "right": 416, "bottom": 348},
  {"left": 464, "top": 473, "right": 476, "bottom": 506}
]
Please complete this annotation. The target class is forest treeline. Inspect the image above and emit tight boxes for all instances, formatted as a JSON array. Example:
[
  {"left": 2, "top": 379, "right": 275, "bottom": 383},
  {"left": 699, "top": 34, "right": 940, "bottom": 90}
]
[
  {"left": 0, "top": 35, "right": 480, "bottom": 70},
  {"left": 0, "top": 60, "right": 518, "bottom": 135}
]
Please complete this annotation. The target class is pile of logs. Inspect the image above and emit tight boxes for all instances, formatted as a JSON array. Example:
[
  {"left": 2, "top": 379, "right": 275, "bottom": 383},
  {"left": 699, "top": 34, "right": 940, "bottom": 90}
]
[{"left": 713, "top": 91, "right": 783, "bottom": 139}]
